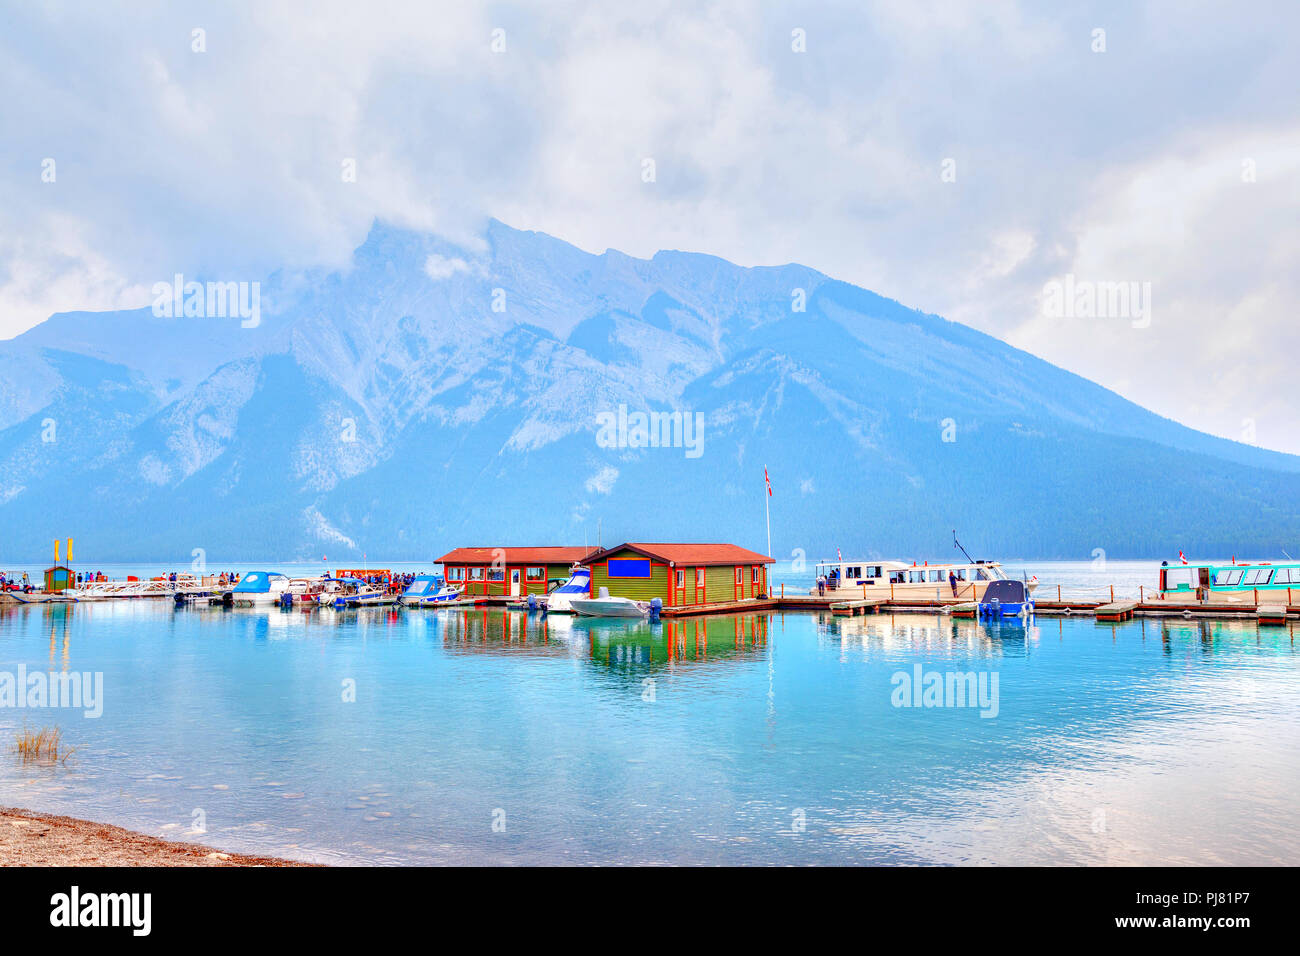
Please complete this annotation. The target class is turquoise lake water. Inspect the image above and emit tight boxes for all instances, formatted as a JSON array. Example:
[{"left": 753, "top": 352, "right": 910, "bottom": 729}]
[{"left": 2, "top": 575, "right": 1298, "bottom": 865}]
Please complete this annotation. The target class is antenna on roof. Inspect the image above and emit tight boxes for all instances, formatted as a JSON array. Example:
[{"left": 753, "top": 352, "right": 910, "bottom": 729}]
[
  {"left": 1283, "top": 548, "right": 1295, "bottom": 561},
  {"left": 597, "top": 518, "right": 602, "bottom": 549},
  {"left": 953, "top": 530, "right": 976, "bottom": 564}
]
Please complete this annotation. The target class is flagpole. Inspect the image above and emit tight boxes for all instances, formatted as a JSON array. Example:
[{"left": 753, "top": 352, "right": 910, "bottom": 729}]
[{"left": 764, "top": 464, "right": 772, "bottom": 559}]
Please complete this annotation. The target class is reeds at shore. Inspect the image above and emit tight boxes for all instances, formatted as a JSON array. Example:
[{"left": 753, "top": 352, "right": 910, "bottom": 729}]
[{"left": 13, "top": 724, "right": 75, "bottom": 764}]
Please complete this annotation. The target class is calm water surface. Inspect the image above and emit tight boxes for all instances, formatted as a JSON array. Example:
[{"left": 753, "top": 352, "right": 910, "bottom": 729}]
[{"left": 2, "top": 590, "right": 1298, "bottom": 865}]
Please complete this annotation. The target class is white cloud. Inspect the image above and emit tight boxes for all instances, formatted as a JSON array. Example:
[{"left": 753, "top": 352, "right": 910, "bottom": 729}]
[
  {"left": 584, "top": 465, "right": 618, "bottom": 495},
  {"left": 423, "top": 254, "right": 472, "bottom": 281}
]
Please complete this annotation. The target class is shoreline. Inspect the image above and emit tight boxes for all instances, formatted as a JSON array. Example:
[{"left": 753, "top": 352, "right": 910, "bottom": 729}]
[{"left": 0, "top": 807, "right": 314, "bottom": 866}]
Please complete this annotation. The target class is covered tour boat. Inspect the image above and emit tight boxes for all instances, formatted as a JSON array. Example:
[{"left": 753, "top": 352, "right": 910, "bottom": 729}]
[
  {"left": 1158, "top": 559, "right": 1300, "bottom": 602},
  {"left": 811, "top": 558, "right": 1034, "bottom": 602}
]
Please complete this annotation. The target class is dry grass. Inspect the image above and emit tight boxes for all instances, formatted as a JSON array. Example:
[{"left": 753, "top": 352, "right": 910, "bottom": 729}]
[{"left": 13, "top": 725, "right": 75, "bottom": 765}]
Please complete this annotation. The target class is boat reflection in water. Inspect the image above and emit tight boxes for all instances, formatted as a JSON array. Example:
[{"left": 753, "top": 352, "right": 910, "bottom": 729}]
[{"left": 813, "top": 609, "right": 1041, "bottom": 661}]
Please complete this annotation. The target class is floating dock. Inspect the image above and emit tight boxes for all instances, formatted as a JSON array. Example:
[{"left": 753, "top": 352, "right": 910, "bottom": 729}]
[
  {"left": 1257, "top": 604, "right": 1289, "bottom": 625},
  {"left": 1095, "top": 600, "right": 1139, "bottom": 622},
  {"left": 829, "top": 596, "right": 888, "bottom": 616},
  {"left": 6, "top": 583, "right": 1296, "bottom": 625}
]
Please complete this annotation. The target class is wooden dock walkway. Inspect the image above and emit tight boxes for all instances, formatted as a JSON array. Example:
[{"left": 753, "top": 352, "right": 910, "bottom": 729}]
[
  {"left": 660, "top": 598, "right": 777, "bottom": 618},
  {"left": 829, "top": 596, "right": 888, "bottom": 616},
  {"left": 1094, "top": 601, "right": 1139, "bottom": 622}
]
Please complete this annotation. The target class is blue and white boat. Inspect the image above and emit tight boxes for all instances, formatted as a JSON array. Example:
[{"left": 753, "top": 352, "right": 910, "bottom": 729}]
[
  {"left": 319, "top": 576, "right": 396, "bottom": 609},
  {"left": 544, "top": 565, "right": 593, "bottom": 613},
  {"left": 399, "top": 574, "right": 463, "bottom": 607},
  {"left": 227, "top": 571, "right": 291, "bottom": 606},
  {"left": 977, "top": 579, "right": 1034, "bottom": 619}
]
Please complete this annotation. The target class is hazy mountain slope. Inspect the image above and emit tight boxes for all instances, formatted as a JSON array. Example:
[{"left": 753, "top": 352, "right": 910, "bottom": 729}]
[{"left": 0, "top": 219, "right": 1296, "bottom": 563}]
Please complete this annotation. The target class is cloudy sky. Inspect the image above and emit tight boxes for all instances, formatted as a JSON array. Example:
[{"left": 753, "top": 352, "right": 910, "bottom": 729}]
[{"left": 3, "top": 1, "right": 1298, "bottom": 452}]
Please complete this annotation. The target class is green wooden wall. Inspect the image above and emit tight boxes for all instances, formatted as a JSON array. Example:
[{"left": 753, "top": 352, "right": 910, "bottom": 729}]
[{"left": 588, "top": 549, "right": 670, "bottom": 602}]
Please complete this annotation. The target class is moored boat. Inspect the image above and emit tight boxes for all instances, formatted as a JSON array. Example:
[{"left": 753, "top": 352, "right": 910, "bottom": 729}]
[
  {"left": 1158, "top": 558, "right": 1300, "bottom": 603},
  {"left": 543, "top": 564, "right": 592, "bottom": 613},
  {"left": 976, "top": 579, "right": 1034, "bottom": 618},
  {"left": 569, "top": 586, "right": 651, "bottom": 618},
  {"left": 810, "top": 558, "right": 1034, "bottom": 602},
  {"left": 227, "top": 571, "right": 291, "bottom": 606},
  {"left": 399, "top": 574, "right": 463, "bottom": 606},
  {"left": 320, "top": 576, "right": 397, "bottom": 609},
  {"left": 283, "top": 576, "right": 327, "bottom": 606}
]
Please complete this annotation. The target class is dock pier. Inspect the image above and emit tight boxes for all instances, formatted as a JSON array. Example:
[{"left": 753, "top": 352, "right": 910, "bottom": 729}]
[{"left": 445, "top": 591, "right": 1294, "bottom": 622}]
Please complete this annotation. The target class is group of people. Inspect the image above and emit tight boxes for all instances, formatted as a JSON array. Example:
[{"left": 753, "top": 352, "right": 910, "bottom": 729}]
[{"left": 383, "top": 572, "right": 427, "bottom": 594}]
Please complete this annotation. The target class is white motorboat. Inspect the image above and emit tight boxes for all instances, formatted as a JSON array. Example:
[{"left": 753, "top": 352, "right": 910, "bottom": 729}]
[
  {"left": 283, "top": 576, "right": 327, "bottom": 606},
  {"left": 543, "top": 564, "right": 592, "bottom": 613},
  {"left": 228, "top": 570, "right": 292, "bottom": 606},
  {"left": 569, "top": 586, "right": 650, "bottom": 618}
]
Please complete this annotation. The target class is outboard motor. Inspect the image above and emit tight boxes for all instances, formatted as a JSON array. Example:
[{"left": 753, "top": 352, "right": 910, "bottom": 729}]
[
  {"left": 280, "top": 592, "right": 293, "bottom": 607},
  {"left": 527, "top": 594, "right": 537, "bottom": 612},
  {"left": 649, "top": 597, "right": 662, "bottom": 621},
  {"left": 989, "top": 597, "right": 1001, "bottom": 618},
  {"left": 221, "top": 591, "right": 234, "bottom": 607}
]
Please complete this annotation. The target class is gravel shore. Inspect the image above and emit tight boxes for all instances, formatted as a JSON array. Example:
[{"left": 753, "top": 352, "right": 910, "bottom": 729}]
[{"left": 0, "top": 808, "right": 313, "bottom": 866}]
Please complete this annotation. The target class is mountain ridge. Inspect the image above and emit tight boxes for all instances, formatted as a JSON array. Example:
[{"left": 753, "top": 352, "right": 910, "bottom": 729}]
[{"left": 0, "top": 218, "right": 1296, "bottom": 563}]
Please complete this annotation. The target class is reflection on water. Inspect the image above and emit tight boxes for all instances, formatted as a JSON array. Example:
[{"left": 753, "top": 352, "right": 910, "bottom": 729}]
[{"left": 1, "top": 601, "right": 1298, "bottom": 865}]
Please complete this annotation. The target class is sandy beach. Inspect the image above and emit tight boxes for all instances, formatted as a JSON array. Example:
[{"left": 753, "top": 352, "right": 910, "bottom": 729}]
[{"left": 0, "top": 808, "right": 311, "bottom": 866}]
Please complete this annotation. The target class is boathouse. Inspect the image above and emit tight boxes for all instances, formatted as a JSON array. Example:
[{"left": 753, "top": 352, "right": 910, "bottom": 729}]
[
  {"left": 581, "top": 543, "right": 774, "bottom": 608},
  {"left": 436, "top": 546, "right": 597, "bottom": 597}
]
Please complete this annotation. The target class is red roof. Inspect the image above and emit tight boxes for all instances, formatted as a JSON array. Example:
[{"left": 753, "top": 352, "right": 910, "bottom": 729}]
[
  {"left": 435, "top": 546, "right": 598, "bottom": 565},
  {"left": 582, "top": 542, "right": 774, "bottom": 567}
]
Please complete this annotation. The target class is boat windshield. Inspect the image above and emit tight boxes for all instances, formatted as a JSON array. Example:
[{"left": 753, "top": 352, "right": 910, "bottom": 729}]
[
  {"left": 552, "top": 569, "right": 592, "bottom": 594},
  {"left": 404, "top": 577, "right": 432, "bottom": 596}
]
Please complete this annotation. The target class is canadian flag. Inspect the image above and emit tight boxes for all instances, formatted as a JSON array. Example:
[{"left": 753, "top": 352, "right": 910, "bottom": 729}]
[
  {"left": 1178, "top": 550, "right": 1188, "bottom": 565},
  {"left": 764, "top": 466, "right": 772, "bottom": 497}
]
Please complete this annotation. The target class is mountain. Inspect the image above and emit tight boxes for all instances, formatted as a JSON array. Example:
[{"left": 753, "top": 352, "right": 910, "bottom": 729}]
[{"left": 1, "top": 219, "right": 1297, "bottom": 564}]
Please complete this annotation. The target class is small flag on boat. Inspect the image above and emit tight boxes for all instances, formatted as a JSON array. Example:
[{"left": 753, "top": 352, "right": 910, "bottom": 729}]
[
  {"left": 837, "top": 548, "right": 842, "bottom": 562},
  {"left": 764, "top": 466, "right": 772, "bottom": 497},
  {"left": 1178, "top": 549, "right": 1188, "bottom": 565}
]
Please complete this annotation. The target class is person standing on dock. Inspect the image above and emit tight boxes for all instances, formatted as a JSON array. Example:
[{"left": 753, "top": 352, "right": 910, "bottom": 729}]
[{"left": 817, "top": 572, "right": 827, "bottom": 596}]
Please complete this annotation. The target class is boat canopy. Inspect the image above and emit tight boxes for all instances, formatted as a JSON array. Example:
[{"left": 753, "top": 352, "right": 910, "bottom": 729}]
[
  {"left": 403, "top": 575, "right": 446, "bottom": 596},
  {"left": 980, "top": 579, "right": 1028, "bottom": 604},
  {"left": 231, "top": 571, "right": 287, "bottom": 594},
  {"left": 550, "top": 567, "right": 592, "bottom": 595}
]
